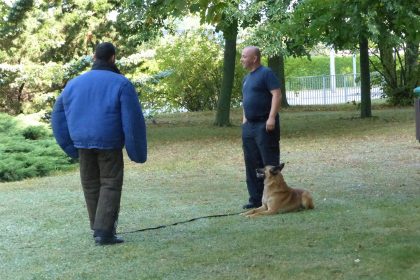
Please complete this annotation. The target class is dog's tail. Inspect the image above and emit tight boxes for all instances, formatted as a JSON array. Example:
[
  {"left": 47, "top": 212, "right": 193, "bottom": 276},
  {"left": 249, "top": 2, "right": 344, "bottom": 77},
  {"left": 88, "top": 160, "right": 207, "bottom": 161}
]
[{"left": 302, "top": 191, "right": 314, "bottom": 209}]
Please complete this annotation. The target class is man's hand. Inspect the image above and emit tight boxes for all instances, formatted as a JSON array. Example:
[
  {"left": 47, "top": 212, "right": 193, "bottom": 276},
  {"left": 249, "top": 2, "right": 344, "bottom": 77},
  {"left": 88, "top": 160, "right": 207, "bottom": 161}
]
[{"left": 266, "top": 116, "right": 275, "bottom": 132}]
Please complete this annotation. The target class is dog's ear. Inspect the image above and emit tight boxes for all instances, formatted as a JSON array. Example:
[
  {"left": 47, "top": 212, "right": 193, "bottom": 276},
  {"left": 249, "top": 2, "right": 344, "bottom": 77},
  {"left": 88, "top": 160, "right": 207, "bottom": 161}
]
[
  {"left": 270, "top": 163, "right": 285, "bottom": 175},
  {"left": 278, "top": 163, "right": 285, "bottom": 171}
]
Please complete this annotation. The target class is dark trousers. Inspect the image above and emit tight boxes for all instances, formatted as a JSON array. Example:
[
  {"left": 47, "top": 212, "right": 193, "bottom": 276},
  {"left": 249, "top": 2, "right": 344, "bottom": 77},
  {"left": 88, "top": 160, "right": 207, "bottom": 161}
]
[
  {"left": 79, "top": 149, "right": 124, "bottom": 237},
  {"left": 242, "top": 115, "right": 280, "bottom": 205}
]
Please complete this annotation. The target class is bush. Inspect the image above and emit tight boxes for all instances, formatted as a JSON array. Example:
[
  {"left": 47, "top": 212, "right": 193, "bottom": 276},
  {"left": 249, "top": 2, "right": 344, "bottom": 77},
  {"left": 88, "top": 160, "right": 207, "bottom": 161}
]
[
  {"left": 0, "top": 112, "right": 18, "bottom": 133},
  {"left": 0, "top": 113, "right": 76, "bottom": 182},
  {"left": 154, "top": 29, "right": 223, "bottom": 112},
  {"left": 285, "top": 55, "right": 359, "bottom": 77},
  {"left": 21, "top": 125, "right": 49, "bottom": 140}
]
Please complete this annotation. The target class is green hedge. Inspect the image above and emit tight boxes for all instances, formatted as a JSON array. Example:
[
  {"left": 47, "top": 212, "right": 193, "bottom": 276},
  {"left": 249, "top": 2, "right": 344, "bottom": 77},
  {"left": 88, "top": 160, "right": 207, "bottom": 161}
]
[
  {"left": 285, "top": 55, "right": 359, "bottom": 77},
  {"left": 0, "top": 113, "right": 76, "bottom": 182}
]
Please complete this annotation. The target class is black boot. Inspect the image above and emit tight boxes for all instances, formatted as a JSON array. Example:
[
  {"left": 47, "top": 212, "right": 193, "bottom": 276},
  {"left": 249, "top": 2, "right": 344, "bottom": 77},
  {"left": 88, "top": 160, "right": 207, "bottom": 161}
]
[
  {"left": 94, "top": 229, "right": 124, "bottom": 245},
  {"left": 94, "top": 235, "right": 124, "bottom": 245}
]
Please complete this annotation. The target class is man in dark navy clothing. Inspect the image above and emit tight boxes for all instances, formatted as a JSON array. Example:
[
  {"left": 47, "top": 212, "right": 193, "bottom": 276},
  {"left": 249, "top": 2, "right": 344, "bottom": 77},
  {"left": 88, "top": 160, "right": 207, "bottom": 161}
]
[{"left": 240, "top": 46, "right": 282, "bottom": 209}]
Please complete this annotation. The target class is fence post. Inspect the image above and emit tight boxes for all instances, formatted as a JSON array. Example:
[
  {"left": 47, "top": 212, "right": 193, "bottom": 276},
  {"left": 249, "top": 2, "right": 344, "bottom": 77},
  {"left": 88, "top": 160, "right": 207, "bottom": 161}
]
[
  {"left": 344, "top": 75, "right": 348, "bottom": 102},
  {"left": 353, "top": 54, "right": 357, "bottom": 87},
  {"left": 322, "top": 75, "right": 326, "bottom": 104}
]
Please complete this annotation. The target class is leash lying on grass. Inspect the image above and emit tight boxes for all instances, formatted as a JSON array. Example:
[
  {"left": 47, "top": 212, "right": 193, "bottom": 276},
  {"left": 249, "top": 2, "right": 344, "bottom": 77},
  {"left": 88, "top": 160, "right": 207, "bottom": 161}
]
[
  {"left": 120, "top": 211, "right": 243, "bottom": 234},
  {"left": 16, "top": 212, "right": 243, "bottom": 249}
]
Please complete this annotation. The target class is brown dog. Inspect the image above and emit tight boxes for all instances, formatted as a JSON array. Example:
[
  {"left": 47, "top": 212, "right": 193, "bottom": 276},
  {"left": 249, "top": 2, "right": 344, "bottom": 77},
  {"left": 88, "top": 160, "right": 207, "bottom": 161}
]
[{"left": 241, "top": 163, "right": 314, "bottom": 217}]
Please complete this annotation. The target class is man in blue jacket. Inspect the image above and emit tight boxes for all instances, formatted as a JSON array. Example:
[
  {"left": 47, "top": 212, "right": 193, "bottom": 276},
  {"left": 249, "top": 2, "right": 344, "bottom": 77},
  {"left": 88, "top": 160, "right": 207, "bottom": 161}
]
[{"left": 52, "top": 42, "right": 147, "bottom": 245}]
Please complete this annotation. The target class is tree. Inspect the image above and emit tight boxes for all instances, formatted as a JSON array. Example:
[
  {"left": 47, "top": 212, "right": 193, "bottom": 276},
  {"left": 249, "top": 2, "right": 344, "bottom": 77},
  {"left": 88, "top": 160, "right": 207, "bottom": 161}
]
[
  {"left": 189, "top": 0, "right": 242, "bottom": 126},
  {"left": 0, "top": 0, "right": 34, "bottom": 54},
  {"left": 268, "top": 55, "right": 288, "bottom": 107},
  {"left": 368, "top": 0, "right": 419, "bottom": 105},
  {"left": 1, "top": 0, "right": 120, "bottom": 64},
  {"left": 0, "top": 0, "right": 126, "bottom": 114},
  {"left": 213, "top": 11, "right": 239, "bottom": 126},
  {"left": 119, "top": 0, "right": 243, "bottom": 125},
  {"left": 243, "top": 0, "right": 311, "bottom": 109},
  {"left": 115, "top": 0, "right": 172, "bottom": 54},
  {"left": 154, "top": 29, "right": 223, "bottom": 111},
  {"left": 359, "top": 35, "right": 372, "bottom": 118},
  {"left": 288, "top": 0, "right": 376, "bottom": 117},
  {"left": 289, "top": 0, "right": 419, "bottom": 113},
  {"left": 119, "top": 0, "right": 304, "bottom": 124}
]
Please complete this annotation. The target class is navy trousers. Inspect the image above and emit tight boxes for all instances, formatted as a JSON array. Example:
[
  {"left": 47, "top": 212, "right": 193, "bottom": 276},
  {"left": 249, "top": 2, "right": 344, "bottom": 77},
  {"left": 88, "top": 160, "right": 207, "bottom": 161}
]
[{"left": 242, "top": 115, "right": 280, "bottom": 205}]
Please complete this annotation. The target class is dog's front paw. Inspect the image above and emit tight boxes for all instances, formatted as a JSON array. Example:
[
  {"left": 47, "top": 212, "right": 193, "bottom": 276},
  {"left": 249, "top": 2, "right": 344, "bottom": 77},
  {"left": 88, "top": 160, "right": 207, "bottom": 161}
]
[{"left": 244, "top": 214, "right": 255, "bottom": 218}]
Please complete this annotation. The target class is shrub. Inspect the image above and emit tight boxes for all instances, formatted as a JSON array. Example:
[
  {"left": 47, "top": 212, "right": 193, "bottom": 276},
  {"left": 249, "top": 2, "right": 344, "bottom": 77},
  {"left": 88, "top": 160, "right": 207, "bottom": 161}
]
[
  {"left": 21, "top": 125, "right": 49, "bottom": 140},
  {"left": 0, "top": 113, "right": 18, "bottom": 134},
  {"left": 0, "top": 113, "right": 76, "bottom": 182},
  {"left": 154, "top": 29, "right": 223, "bottom": 112}
]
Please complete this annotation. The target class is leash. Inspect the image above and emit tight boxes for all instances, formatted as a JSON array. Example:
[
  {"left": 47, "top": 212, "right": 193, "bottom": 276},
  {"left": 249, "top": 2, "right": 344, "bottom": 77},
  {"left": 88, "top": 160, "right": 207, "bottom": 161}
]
[
  {"left": 120, "top": 211, "right": 243, "bottom": 234},
  {"left": 15, "top": 212, "right": 243, "bottom": 249}
]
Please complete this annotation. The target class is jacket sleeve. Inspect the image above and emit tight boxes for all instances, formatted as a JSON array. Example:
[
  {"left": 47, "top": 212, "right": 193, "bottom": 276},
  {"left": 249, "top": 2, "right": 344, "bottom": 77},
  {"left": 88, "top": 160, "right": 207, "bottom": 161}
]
[
  {"left": 51, "top": 95, "right": 79, "bottom": 159},
  {"left": 120, "top": 82, "right": 147, "bottom": 163}
]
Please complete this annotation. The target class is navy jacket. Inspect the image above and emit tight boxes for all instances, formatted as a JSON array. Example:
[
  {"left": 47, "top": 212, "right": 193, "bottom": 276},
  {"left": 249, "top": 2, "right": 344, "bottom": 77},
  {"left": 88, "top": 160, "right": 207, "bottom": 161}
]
[{"left": 51, "top": 69, "right": 147, "bottom": 163}]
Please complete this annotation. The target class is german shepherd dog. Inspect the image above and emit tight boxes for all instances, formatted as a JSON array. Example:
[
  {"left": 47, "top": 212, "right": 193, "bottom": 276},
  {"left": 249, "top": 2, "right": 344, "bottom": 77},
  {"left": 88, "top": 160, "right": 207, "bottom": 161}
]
[{"left": 241, "top": 163, "right": 314, "bottom": 217}]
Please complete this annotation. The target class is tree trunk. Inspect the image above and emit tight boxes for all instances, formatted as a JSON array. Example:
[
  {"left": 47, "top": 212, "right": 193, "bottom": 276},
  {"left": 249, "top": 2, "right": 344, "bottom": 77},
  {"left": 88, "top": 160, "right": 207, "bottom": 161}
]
[
  {"left": 214, "top": 19, "right": 238, "bottom": 126},
  {"left": 17, "top": 83, "right": 25, "bottom": 114},
  {"left": 378, "top": 36, "right": 397, "bottom": 89},
  {"left": 405, "top": 38, "right": 419, "bottom": 92},
  {"left": 268, "top": 54, "right": 289, "bottom": 108},
  {"left": 359, "top": 35, "right": 372, "bottom": 118}
]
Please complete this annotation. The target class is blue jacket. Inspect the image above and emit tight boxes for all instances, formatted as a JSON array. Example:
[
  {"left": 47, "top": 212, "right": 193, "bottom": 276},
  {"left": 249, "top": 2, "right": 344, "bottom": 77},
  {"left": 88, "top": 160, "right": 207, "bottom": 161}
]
[{"left": 51, "top": 69, "right": 147, "bottom": 163}]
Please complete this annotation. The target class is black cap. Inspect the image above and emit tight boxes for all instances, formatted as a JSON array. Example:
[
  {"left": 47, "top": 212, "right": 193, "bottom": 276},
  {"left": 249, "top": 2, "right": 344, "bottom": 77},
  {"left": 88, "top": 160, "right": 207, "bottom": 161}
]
[{"left": 95, "top": 42, "right": 116, "bottom": 61}]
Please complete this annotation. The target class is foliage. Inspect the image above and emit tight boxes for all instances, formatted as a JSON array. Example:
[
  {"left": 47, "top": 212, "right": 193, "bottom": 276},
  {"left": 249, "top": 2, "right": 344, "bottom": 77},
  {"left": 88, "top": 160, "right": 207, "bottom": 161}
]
[
  {"left": 288, "top": 0, "right": 419, "bottom": 106},
  {"left": 0, "top": 113, "right": 76, "bottom": 182},
  {"left": 15, "top": 0, "right": 118, "bottom": 64},
  {"left": 0, "top": 0, "right": 34, "bottom": 52},
  {"left": 241, "top": 0, "right": 308, "bottom": 58},
  {"left": 0, "top": 64, "right": 24, "bottom": 114},
  {"left": 366, "top": 0, "right": 419, "bottom": 105},
  {"left": 128, "top": 0, "right": 257, "bottom": 125},
  {"left": 154, "top": 29, "right": 224, "bottom": 112},
  {"left": 132, "top": 69, "right": 174, "bottom": 116},
  {"left": 0, "top": 59, "right": 82, "bottom": 115},
  {"left": 114, "top": 0, "right": 175, "bottom": 52},
  {"left": 285, "top": 55, "right": 360, "bottom": 77},
  {"left": 21, "top": 125, "right": 48, "bottom": 140},
  {"left": 0, "top": 0, "right": 417, "bottom": 117},
  {"left": 0, "top": 0, "right": 125, "bottom": 115}
]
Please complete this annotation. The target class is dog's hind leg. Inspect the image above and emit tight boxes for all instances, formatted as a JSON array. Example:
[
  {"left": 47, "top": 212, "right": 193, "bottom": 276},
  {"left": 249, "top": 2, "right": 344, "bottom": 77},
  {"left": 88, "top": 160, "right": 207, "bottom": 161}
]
[{"left": 302, "top": 191, "right": 314, "bottom": 209}]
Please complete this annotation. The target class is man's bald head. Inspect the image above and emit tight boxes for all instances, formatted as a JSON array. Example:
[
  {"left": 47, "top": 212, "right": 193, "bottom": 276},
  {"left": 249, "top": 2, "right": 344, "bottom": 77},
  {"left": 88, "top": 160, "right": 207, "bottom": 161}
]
[
  {"left": 240, "top": 46, "right": 262, "bottom": 71},
  {"left": 244, "top": 46, "right": 261, "bottom": 61}
]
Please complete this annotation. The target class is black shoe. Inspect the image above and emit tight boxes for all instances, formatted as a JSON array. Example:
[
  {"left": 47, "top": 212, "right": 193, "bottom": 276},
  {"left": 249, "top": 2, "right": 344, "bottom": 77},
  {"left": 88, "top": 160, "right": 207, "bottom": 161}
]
[
  {"left": 95, "top": 235, "right": 124, "bottom": 245},
  {"left": 242, "top": 203, "right": 261, "bottom": 209}
]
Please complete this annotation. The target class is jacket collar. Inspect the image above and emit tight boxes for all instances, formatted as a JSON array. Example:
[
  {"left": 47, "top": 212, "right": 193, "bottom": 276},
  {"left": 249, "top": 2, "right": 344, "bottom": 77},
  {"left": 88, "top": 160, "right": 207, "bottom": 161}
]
[{"left": 91, "top": 60, "right": 121, "bottom": 74}]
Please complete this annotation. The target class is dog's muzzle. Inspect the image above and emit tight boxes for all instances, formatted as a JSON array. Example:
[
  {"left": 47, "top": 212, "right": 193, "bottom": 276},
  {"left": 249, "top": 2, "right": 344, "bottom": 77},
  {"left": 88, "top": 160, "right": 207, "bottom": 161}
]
[{"left": 256, "top": 168, "right": 265, "bottom": 179}]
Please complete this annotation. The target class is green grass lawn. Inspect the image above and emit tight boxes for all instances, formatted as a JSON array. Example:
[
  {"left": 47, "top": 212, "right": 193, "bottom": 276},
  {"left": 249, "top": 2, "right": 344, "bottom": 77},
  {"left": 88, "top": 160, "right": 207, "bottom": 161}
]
[{"left": 1, "top": 107, "right": 419, "bottom": 279}]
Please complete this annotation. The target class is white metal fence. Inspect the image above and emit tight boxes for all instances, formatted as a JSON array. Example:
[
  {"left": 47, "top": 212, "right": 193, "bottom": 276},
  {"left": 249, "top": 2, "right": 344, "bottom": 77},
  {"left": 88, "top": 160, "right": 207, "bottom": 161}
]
[{"left": 285, "top": 73, "right": 383, "bottom": 105}]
